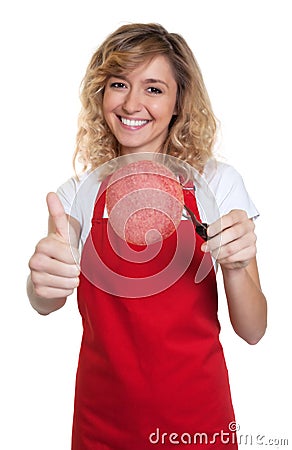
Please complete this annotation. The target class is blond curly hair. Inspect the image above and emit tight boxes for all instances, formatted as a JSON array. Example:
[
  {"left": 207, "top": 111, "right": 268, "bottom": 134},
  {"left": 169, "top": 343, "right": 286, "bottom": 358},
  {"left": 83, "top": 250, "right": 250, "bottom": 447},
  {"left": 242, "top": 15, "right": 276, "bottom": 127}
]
[{"left": 74, "top": 23, "right": 217, "bottom": 173}]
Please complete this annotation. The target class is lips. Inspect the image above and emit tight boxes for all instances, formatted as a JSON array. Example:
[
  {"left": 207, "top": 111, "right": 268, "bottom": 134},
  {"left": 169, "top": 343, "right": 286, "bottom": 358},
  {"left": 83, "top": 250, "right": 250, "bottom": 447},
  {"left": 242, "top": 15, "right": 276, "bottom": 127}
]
[{"left": 119, "top": 116, "right": 150, "bottom": 128}]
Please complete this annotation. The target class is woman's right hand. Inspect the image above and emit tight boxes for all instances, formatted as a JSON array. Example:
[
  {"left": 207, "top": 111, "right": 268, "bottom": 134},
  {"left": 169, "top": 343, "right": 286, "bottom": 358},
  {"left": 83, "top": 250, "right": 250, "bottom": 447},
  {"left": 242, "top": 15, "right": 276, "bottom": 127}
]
[{"left": 28, "top": 193, "right": 80, "bottom": 303}]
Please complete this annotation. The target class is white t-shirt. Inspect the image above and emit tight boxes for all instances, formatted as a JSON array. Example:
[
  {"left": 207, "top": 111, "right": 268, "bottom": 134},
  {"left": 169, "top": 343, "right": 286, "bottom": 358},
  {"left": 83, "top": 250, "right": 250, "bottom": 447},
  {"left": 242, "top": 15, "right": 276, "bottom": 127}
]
[{"left": 57, "top": 159, "right": 259, "bottom": 249}]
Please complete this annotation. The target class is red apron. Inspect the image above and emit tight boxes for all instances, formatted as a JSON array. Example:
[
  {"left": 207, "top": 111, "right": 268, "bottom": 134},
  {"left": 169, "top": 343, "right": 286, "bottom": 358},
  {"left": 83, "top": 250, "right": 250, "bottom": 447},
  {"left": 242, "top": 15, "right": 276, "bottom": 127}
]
[{"left": 72, "top": 180, "right": 237, "bottom": 449}]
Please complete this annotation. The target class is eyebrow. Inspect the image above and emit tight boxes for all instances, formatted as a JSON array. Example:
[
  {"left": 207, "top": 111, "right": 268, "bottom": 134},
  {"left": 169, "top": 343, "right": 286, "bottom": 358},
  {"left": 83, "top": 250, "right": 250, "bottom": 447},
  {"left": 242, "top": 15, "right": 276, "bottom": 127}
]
[
  {"left": 109, "top": 75, "right": 169, "bottom": 89},
  {"left": 144, "top": 78, "right": 169, "bottom": 88}
]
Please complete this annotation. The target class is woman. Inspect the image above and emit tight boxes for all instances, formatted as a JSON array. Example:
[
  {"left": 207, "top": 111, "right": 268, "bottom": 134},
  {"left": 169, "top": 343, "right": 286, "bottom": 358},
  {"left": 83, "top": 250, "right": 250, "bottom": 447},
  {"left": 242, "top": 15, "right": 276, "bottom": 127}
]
[{"left": 28, "top": 23, "right": 267, "bottom": 449}]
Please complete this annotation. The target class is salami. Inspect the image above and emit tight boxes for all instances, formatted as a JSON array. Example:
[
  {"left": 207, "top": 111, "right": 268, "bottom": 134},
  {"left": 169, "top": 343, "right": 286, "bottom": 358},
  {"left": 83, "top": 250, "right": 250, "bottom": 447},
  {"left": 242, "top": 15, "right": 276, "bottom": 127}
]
[{"left": 106, "top": 160, "right": 184, "bottom": 245}]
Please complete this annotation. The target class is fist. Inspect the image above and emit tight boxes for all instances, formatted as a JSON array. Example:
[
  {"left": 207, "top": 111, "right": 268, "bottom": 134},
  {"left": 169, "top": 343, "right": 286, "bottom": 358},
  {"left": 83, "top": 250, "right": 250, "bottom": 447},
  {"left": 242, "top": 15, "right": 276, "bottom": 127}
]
[
  {"left": 202, "top": 209, "right": 257, "bottom": 270},
  {"left": 29, "top": 192, "right": 80, "bottom": 299}
]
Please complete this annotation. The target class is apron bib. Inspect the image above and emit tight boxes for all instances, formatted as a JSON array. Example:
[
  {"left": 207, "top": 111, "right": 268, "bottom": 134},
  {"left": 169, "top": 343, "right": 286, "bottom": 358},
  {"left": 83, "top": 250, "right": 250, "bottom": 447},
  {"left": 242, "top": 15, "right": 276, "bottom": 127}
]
[{"left": 72, "top": 180, "right": 237, "bottom": 449}]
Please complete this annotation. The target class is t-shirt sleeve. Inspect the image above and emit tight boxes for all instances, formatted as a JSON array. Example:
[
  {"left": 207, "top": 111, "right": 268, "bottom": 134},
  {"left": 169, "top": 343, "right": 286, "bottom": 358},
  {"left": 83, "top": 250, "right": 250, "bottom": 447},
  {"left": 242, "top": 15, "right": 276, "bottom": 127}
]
[
  {"left": 56, "top": 171, "right": 100, "bottom": 248},
  {"left": 56, "top": 176, "right": 81, "bottom": 223},
  {"left": 204, "top": 161, "right": 259, "bottom": 220}
]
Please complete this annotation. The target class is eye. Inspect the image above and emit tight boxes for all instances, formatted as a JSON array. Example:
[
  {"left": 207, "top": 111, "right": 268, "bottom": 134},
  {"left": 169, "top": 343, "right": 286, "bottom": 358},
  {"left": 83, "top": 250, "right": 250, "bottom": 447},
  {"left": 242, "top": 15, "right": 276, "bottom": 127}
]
[
  {"left": 147, "top": 86, "right": 163, "bottom": 95},
  {"left": 110, "top": 82, "right": 127, "bottom": 89}
]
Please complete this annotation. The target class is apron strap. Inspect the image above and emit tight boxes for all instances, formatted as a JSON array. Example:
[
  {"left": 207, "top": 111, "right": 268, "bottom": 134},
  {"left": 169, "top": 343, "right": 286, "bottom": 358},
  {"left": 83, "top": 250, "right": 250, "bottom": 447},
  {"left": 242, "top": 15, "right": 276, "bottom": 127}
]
[
  {"left": 182, "top": 183, "right": 202, "bottom": 222},
  {"left": 91, "top": 178, "right": 109, "bottom": 221}
]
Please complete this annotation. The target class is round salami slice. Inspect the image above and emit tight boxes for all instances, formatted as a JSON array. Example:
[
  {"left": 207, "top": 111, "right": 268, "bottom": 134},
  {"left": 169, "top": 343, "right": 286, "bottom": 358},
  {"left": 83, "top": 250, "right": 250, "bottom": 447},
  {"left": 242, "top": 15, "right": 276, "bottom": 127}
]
[{"left": 106, "top": 160, "right": 184, "bottom": 245}]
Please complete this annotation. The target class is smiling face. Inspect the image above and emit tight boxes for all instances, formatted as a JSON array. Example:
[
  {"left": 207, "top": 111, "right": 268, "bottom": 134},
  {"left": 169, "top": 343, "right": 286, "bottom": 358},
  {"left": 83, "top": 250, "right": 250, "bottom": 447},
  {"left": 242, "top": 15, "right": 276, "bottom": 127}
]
[{"left": 102, "top": 55, "right": 178, "bottom": 155}]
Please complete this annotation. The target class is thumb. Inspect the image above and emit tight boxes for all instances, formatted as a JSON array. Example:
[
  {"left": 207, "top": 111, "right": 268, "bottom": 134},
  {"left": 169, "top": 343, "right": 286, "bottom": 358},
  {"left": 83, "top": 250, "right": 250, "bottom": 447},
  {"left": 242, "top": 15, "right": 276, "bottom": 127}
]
[{"left": 46, "top": 192, "right": 69, "bottom": 241}]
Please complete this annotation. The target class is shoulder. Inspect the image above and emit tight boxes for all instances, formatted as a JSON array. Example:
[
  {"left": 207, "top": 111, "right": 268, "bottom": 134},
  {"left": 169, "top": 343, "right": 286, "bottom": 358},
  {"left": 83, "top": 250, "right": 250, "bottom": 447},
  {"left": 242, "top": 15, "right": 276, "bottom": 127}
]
[
  {"left": 57, "top": 175, "right": 79, "bottom": 202},
  {"left": 57, "top": 170, "right": 101, "bottom": 223},
  {"left": 57, "top": 171, "right": 91, "bottom": 197},
  {"left": 202, "top": 159, "right": 244, "bottom": 190},
  {"left": 198, "top": 158, "right": 259, "bottom": 220},
  {"left": 57, "top": 171, "right": 100, "bottom": 207}
]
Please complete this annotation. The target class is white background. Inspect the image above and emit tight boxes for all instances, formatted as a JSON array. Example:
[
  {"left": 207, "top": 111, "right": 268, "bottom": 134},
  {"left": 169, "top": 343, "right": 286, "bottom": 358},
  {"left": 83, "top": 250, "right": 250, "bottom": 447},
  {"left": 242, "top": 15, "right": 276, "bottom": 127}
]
[{"left": 0, "top": 0, "right": 291, "bottom": 448}]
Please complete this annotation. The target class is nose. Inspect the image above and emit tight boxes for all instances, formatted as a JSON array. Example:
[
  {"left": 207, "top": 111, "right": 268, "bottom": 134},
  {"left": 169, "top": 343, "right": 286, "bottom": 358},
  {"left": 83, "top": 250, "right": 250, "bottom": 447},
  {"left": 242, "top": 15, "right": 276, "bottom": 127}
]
[{"left": 122, "top": 89, "right": 142, "bottom": 115}]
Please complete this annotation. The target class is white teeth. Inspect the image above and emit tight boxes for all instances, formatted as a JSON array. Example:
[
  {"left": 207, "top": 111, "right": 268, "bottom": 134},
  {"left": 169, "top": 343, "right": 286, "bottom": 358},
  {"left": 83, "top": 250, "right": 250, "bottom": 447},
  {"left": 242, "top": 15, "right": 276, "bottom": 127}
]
[{"left": 120, "top": 117, "right": 148, "bottom": 127}]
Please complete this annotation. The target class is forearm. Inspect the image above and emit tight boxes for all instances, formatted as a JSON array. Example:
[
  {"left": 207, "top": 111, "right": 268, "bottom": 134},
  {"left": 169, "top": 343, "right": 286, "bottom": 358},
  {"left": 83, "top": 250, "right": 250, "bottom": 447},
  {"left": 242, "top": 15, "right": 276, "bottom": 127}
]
[
  {"left": 221, "top": 265, "right": 267, "bottom": 345},
  {"left": 27, "top": 275, "right": 67, "bottom": 315}
]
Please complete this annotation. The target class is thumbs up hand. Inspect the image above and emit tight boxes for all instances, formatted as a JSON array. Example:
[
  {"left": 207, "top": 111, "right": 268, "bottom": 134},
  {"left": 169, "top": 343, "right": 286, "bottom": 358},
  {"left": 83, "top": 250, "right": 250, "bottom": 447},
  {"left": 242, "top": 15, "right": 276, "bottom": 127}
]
[{"left": 28, "top": 193, "right": 80, "bottom": 305}]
